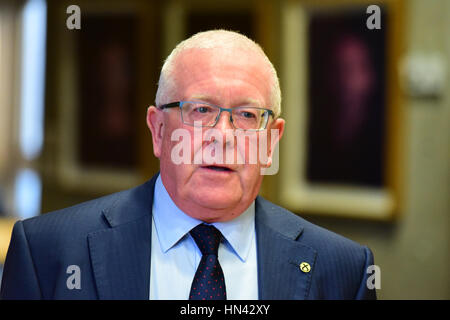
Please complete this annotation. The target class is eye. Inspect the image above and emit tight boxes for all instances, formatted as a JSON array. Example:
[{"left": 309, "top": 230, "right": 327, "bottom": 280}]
[
  {"left": 194, "top": 106, "right": 212, "bottom": 113},
  {"left": 240, "top": 111, "right": 257, "bottom": 119}
]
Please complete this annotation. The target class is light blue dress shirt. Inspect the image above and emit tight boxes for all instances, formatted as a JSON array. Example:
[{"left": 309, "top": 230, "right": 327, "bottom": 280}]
[{"left": 149, "top": 175, "right": 258, "bottom": 300}]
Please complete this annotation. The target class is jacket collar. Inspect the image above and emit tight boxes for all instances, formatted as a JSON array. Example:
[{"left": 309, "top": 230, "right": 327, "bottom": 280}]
[{"left": 101, "top": 176, "right": 157, "bottom": 228}]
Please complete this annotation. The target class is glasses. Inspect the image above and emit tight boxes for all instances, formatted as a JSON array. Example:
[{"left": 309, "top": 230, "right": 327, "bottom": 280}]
[{"left": 158, "top": 101, "right": 274, "bottom": 131}]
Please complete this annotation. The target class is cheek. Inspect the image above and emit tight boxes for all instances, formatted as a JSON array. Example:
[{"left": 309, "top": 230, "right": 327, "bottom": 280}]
[
  {"left": 160, "top": 129, "right": 176, "bottom": 163},
  {"left": 236, "top": 132, "right": 269, "bottom": 166},
  {"left": 239, "top": 166, "right": 264, "bottom": 200},
  {"left": 160, "top": 124, "right": 199, "bottom": 186},
  {"left": 191, "top": 127, "right": 206, "bottom": 161},
  {"left": 238, "top": 137, "right": 265, "bottom": 188},
  {"left": 160, "top": 124, "right": 190, "bottom": 175}
]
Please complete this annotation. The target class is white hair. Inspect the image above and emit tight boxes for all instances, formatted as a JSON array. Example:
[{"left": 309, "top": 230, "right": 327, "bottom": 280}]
[{"left": 155, "top": 29, "right": 282, "bottom": 118}]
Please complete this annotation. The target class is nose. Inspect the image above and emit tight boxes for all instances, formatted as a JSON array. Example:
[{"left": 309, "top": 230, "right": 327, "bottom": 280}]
[
  {"left": 210, "top": 110, "right": 235, "bottom": 148},
  {"left": 214, "top": 109, "right": 235, "bottom": 131}
]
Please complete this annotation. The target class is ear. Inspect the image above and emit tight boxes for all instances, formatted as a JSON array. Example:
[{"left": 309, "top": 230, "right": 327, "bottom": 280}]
[
  {"left": 264, "top": 118, "right": 285, "bottom": 168},
  {"left": 146, "top": 106, "right": 164, "bottom": 158}
]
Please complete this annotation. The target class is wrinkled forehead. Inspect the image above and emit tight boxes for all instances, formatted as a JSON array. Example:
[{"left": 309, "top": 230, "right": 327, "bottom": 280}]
[{"left": 171, "top": 47, "right": 273, "bottom": 100}]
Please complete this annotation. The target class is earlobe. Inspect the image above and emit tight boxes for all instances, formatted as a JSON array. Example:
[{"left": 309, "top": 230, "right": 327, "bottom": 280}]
[
  {"left": 267, "top": 118, "right": 285, "bottom": 158},
  {"left": 264, "top": 156, "right": 272, "bottom": 168},
  {"left": 146, "top": 106, "right": 164, "bottom": 158}
]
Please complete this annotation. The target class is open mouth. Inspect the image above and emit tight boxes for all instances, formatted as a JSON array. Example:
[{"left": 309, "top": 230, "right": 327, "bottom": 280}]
[{"left": 202, "top": 165, "right": 233, "bottom": 172}]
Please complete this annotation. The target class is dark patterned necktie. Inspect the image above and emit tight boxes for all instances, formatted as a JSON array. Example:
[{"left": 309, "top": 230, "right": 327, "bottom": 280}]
[{"left": 189, "top": 224, "right": 226, "bottom": 300}]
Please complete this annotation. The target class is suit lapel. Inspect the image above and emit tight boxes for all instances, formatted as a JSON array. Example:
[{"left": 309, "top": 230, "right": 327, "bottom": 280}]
[
  {"left": 255, "top": 197, "right": 317, "bottom": 300},
  {"left": 88, "top": 217, "right": 151, "bottom": 299},
  {"left": 87, "top": 176, "right": 157, "bottom": 300}
]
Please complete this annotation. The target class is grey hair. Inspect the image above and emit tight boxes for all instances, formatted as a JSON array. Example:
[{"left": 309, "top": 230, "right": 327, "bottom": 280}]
[{"left": 155, "top": 29, "right": 282, "bottom": 118}]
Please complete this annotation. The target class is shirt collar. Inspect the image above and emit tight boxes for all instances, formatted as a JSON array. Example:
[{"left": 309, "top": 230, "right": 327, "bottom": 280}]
[{"left": 152, "top": 174, "right": 255, "bottom": 262}]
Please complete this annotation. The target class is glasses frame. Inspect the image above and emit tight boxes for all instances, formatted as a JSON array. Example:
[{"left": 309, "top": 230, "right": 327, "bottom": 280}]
[{"left": 158, "top": 101, "right": 275, "bottom": 131}]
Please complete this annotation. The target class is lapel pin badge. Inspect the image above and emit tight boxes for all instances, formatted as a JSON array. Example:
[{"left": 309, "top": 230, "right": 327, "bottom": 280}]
[{"left": 299, "top": 262, "right": 311, "bottom": 273}]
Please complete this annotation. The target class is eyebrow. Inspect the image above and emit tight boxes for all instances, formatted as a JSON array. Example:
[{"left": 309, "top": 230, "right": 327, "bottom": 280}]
[{"left": 188, "top": 95, "right": 262, "bottom": 108}]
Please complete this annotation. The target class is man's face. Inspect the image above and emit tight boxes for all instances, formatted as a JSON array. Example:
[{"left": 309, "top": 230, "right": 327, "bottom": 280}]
[{"left": 147, "top": 47, "right": 284, "bottom": 222}]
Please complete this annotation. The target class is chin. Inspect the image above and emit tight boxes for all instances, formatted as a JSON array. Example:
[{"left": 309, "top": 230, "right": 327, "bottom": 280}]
[
  {"left": 182, "top": 187, "right": 252, "bottom": 222},
  {"left": 192, "top": 191, "right": 242, "bottom": 210}
]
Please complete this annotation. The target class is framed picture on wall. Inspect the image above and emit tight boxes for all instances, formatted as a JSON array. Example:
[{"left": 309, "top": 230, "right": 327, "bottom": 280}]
[
  {"left": 52, "top": 0, "right": 161, "bottom": 193},
  {"left": 77, "top": 14, "right": 139, "bottom": 172},
  {"left": 279, "top": 0, "right": 405, "bottom": 220}
]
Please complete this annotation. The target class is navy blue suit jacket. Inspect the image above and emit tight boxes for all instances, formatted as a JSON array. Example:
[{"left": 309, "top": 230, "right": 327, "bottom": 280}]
[{"left": 1, "top": 174, "right": 376, "bottom": 299}]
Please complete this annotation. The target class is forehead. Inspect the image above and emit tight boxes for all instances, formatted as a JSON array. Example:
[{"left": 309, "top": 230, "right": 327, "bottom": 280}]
[{"left": 171, "top": 47, "right": 273, "bottom": 106}]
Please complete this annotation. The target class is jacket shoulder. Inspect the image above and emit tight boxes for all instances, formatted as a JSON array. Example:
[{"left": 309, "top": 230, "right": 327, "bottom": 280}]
[
  {"left": 24, "top": 191, "right": 121, "bottom": 230},
  {"left": 256, "top": 196, "right": 368, "bottom": 251},
  {"left": 19, "top": 188, "right": 132, "bottom": 252}
]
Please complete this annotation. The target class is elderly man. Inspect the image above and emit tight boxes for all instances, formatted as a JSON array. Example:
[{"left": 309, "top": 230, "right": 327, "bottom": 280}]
[{"left": 0, "top": 30, "right": 376, "bottom": 300}]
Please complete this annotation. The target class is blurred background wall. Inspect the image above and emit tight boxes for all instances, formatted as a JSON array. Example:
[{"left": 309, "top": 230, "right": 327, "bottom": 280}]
[{"left": 0, "top": 0, "right": 448, "bottom": 299}]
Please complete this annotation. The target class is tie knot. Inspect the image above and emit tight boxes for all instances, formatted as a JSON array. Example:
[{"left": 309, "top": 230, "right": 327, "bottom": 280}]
[{"left": 190, "top": 224, "right": 222, "bottom": 256}]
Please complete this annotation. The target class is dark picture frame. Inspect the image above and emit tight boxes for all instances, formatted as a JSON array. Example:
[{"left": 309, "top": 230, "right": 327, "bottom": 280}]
[
  {"left": 279, "top": 0, "right": 405, "bottom": 220},
  {"left": 51, "top": 0, "right": 161, "bottom": 193}
]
